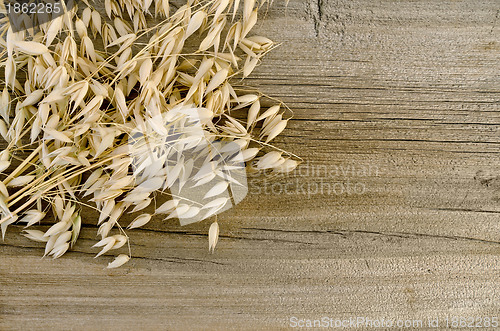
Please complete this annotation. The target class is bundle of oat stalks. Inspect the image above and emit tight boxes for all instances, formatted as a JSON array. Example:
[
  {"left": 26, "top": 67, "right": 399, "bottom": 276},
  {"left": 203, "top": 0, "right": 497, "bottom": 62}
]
[{"left": 0, "top": 0, "right": 298, "bottom": 268}]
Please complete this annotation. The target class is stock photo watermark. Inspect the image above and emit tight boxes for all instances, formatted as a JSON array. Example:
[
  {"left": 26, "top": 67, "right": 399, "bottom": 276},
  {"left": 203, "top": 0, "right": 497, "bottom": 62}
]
[
  {"left": 1, "top": 0, "right": 76, "bottom": 32},
  {"left": 289, "top": 316, "right": 499, "bottom": 329},
  {"left": 249, "top": 162, "right": 383, "bottom": 198}
]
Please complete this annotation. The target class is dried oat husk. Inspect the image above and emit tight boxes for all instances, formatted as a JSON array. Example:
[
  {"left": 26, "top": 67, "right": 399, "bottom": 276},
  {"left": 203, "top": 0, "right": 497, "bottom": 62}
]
[{"left": 0, "top": 0, "right": 300, "bottom": 267}]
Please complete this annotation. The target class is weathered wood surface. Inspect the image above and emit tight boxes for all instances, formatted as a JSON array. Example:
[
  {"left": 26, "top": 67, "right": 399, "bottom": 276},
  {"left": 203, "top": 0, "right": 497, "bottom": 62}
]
[{"left": 2, "top": 0, "right": 500, "bottom": 330}]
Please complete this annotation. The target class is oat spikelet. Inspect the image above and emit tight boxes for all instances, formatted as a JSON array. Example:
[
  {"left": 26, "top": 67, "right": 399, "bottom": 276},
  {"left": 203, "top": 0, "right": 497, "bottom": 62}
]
[
  {"left": 208, "top": 220, "right": 219, "bottom": 253},
  {"left": 107, "top": 254, "right": 130, "bottom": 268}
]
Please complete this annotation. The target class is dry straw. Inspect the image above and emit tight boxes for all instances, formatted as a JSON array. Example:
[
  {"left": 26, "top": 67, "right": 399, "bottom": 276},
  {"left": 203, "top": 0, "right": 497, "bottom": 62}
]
[{"left": 0, "top": 0, "right": 300, "bottom": 267}]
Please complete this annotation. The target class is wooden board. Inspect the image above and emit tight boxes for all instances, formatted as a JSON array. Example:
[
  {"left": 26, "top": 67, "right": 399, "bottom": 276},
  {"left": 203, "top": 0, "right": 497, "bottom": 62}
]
[{"left": 1, "top": 0, "right": 500, "bottom": 329}]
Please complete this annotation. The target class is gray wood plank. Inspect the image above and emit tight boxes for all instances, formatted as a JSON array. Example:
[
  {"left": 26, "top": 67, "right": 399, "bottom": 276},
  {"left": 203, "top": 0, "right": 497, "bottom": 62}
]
[{"left": 1, "top": 0, "right": 500, "bottom": 329}]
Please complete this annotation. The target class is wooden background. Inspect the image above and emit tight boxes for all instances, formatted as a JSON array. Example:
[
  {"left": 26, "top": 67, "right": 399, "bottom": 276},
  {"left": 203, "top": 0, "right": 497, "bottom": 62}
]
[{"left": 2, "top": 0, "right": 500, "bottom": 329}]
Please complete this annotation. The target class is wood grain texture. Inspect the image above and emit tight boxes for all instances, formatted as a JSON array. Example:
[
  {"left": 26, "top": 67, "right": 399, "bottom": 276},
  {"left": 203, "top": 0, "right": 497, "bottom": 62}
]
[{"left": 1, "top": 0, "right": 500, "bottom": 330}]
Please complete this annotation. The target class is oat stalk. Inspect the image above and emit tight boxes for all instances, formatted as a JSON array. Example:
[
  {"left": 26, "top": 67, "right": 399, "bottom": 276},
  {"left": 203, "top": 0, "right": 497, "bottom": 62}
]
[{"left": 0, "top": 0, "right": 300, "bottom": 267}]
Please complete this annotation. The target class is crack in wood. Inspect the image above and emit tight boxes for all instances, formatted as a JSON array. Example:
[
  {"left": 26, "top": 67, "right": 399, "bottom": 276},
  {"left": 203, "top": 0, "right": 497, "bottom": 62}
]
[
  {"left": 314, "top": 0, "right": 324, "bottom": 37},
  {"left": 0, "top": 242, "right": 227, "bottom": 265},
  {"left": 242, "top": 227, "right": 500, "bottom": 245},
  {"left": 308, "top": 0, "right": 347, "bottom": 41}
]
